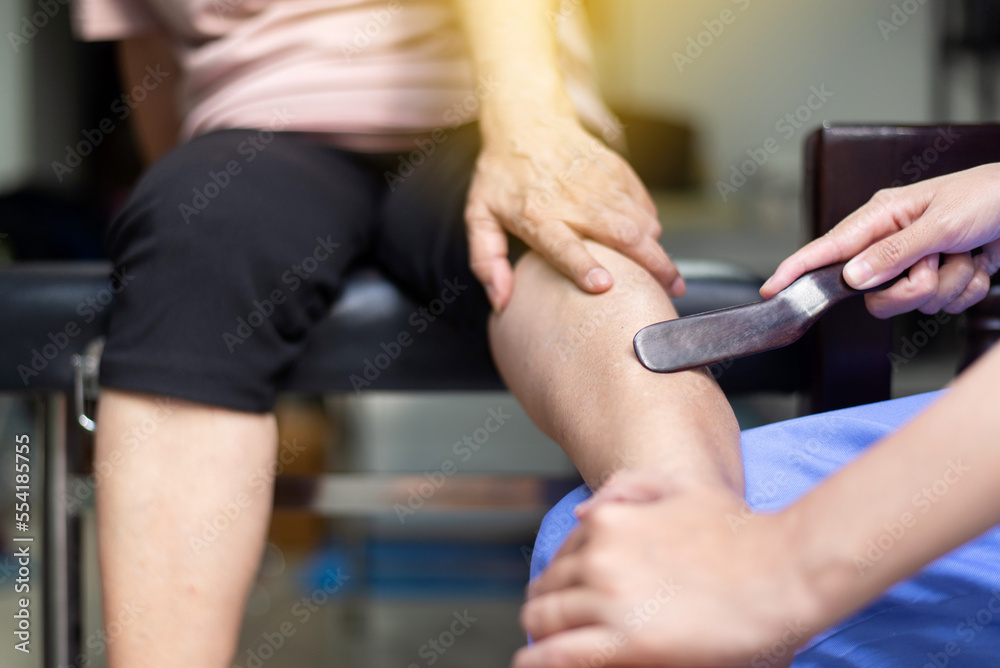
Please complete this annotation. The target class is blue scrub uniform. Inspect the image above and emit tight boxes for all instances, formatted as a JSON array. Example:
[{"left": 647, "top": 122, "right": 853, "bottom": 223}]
[{"left": 530, "top": 392, "right": 1000, "bottom": 666}]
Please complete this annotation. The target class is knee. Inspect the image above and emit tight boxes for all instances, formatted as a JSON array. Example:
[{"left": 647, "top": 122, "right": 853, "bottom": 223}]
[
  {"left": 490, "top": 240, "right": 677, "bottom": 368},
  {"left": 506, "top": 240, "right": 675, "bottom": 322},
  {"left": 582, "top": 240, "right": 674, "bottom": 310}
]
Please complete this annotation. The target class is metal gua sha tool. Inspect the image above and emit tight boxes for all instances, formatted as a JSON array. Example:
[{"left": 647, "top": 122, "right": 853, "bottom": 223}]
[{"left": 633, "top": 262, "right": 897, "bottom": 373}]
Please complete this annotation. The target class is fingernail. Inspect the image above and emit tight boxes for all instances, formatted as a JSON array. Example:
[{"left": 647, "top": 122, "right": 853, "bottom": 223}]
[
  {"left": 586, "top": 268, "right": 612, "bottom": 290},
  {"left": 844, "top": 258, "right": 875, "bottom": 289},
  {"left": 670, "top": 275, "right": 686, "bottom": 297}
]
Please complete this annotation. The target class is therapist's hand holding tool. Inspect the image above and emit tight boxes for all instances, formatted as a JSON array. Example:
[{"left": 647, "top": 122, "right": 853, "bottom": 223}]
[
  {"left": 761, "top": 163, "right": 1000, "bottom": 317},
  {"left": 513, "top": 164, "right": 1000, "bottom": 668}
]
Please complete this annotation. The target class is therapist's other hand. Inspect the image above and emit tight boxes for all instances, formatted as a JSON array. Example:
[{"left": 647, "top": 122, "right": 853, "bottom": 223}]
[
  {"left": 574, "top": 469, "right": 720, "bottom": 518},
  {"left": 465, "top": 120, "right": 684, "bottom": 311},
  {"left": 761, "top": 164, "right": 1000, "bottom": 318},
  {"left": 514, "top": 487, "right": 811, "bottom": 668}
]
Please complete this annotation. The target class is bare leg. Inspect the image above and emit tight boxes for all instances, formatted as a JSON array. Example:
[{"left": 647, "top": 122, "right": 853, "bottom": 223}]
[
  {"left": 95, "top": 390, "right": 278, "bottom": 668},
  {"left": 490, "top": 242, "right": 744, "bottom": 492}
]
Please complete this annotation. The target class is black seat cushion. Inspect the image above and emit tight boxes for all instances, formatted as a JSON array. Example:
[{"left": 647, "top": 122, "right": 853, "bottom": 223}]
[{"left": 0, "top": 261, "right": 801, "bottom": 394}]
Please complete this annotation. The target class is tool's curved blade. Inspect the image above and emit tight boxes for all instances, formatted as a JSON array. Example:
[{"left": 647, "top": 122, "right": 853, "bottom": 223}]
[
  {"left": 633, "top": 263, "right": 863, "bottom": 373},
  {"left": 633, "top": 298, "right": 808, "bottom": 372}
]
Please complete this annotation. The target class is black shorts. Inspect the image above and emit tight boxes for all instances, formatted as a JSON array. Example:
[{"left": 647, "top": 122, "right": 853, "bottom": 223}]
[{"left": 100, "top": 123, "right": 493, "bottom": 412}]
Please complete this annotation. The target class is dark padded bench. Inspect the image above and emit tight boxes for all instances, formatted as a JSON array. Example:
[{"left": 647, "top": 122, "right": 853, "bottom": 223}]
[{"left": 0, "top": 259, "right": 795, "bottom": 397}]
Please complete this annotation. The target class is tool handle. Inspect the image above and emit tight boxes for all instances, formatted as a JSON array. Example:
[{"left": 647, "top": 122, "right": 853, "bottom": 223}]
[{"left": 797, "top": 261, "right": 904, "bottom": 307}]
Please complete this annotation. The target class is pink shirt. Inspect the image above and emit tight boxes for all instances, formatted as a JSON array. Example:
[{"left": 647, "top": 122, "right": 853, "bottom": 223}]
[{"left": 71, "top": 0, "right": 615, "bottom": 151}]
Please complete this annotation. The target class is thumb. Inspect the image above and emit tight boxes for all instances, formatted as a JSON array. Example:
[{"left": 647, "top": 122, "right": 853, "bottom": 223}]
[
  {"left": 843, "top": 223, "right": 934, "bottom": 290},
  {"left": 575, "top": 470, "right": 684, "bottom": 518},
  {"left": 465, "top": 199, "right": 513, "bottom": 311}
]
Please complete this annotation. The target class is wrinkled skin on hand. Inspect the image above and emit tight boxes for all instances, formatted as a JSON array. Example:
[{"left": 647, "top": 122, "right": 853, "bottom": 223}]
[{"left": 464, "top": 120, "right": 684, "bottom": 310}]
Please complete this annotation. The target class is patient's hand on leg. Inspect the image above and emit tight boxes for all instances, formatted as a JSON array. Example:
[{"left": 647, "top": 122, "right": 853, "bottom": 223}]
[{"left": 489, "top": 240, "right": 743, "bottom": 496}]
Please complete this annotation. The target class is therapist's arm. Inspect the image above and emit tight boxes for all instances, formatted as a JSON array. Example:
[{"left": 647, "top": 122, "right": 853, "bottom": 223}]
[
  {"left": 517, "top": 348, "right": 1000, "bottom": 667},
  {"left": 791, "top": 339, "right": 1000, "bottom": 628},
  {"left": 452, "top": 0, "right": 684, "bottom": 310},
  {"left": 117, "top": 31, "right": 181, "bottom": 165}
]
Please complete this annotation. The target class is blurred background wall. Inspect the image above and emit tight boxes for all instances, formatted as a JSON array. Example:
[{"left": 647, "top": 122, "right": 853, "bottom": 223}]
[
  {"left": 590, "top": 0, "right": 936, "bottom": 186},
  {"left": 0, "top": 0, "right": 32, "bottom": 192},
  {"left": 8, "top": 0, "right": 998, "bottom": 219},
  {"left": 0, "top": 0, "right": 955, "bottom": 200}
]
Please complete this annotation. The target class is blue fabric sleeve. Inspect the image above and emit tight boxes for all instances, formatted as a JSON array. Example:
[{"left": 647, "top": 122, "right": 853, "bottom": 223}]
[{"left": 530, "top": 391, "right": 1000, "bottom": 666}]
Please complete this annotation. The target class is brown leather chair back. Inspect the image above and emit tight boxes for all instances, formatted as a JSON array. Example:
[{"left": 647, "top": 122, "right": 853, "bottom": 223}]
[{"left": 804, "top": 124, "right": 1000, "bottom": 411}]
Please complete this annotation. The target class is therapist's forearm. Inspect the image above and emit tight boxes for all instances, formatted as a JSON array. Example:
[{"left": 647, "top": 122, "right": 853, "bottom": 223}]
[
  {"left": 452, "top": 0, "right": 578, "bottom": 143},
  {"left": 789, "top": 344, "right": 1000, "bottom": 630}
]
